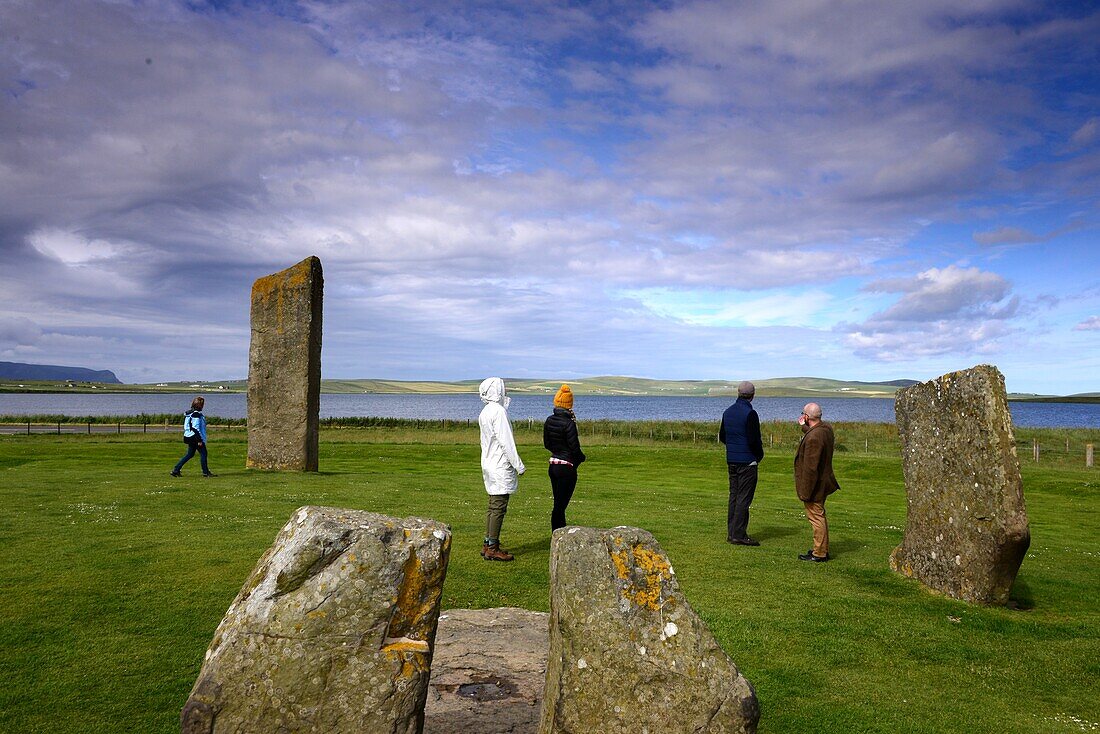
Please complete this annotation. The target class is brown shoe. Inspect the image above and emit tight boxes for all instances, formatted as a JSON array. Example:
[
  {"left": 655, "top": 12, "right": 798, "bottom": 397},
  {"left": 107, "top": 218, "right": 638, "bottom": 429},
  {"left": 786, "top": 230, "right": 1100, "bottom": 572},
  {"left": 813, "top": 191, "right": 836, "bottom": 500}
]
[
  {"left": 483, "top": 543, "right": 514, "bottom": 562},
  {"left": 481, "top": 542, "right": 489, "bottom": 558}
]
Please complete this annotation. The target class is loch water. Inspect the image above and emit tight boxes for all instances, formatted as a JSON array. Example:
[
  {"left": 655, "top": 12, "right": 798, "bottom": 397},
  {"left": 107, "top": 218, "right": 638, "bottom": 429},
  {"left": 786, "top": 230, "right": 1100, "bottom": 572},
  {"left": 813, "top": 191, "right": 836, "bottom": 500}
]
[{"left": 0, "top": 392, "right": 1097, "bottom": 428}]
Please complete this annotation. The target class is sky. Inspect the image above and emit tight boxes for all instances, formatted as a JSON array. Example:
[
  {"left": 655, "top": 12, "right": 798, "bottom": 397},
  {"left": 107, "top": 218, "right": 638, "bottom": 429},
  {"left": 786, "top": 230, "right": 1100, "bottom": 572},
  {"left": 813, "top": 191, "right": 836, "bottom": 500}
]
[{"left": 1, "top": 1, "right": 1098, "bottom": 394}]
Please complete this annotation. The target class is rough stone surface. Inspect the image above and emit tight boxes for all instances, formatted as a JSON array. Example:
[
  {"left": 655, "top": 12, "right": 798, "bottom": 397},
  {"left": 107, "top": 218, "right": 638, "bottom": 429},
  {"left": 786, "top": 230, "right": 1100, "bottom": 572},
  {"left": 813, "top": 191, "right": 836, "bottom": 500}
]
[
  {"left": 181, "top": 506, "right": 451, "bottom": 734},
  {"left": 247, "top": 255, "right": 323, "bottom": 471},
  {"left": 424, "top": 607, "right": 549, "bottom": 734},
  {"left": 891, "top": 364, "right": 1030, "bottom": 605},
  {"left": 540, "top": 526, "right": 759, "bottom": 734}
]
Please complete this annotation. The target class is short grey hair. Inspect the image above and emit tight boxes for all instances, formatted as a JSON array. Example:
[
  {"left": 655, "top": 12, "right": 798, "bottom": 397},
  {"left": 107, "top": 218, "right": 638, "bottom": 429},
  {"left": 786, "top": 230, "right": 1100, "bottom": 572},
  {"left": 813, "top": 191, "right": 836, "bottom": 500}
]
[{"left": 737, "top": 380, "right": 755, "bottom": 398}]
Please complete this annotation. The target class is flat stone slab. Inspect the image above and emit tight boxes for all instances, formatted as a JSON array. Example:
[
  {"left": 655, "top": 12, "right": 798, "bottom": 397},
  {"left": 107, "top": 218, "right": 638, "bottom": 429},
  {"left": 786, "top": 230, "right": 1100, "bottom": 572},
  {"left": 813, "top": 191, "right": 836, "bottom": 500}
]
[
  {"left": 891, "top": 364, "right": 1030, "bottom": 605},
  {"left": 425, "top": 607, "right": 549, "bottom": 734}
]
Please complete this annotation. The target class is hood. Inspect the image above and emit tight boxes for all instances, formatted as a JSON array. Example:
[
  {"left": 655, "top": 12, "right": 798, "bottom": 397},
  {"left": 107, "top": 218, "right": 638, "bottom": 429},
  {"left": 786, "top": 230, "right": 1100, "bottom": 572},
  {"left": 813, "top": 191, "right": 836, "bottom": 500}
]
[{"left": 479, "top": 376, "right": 510, "bottom": 408}]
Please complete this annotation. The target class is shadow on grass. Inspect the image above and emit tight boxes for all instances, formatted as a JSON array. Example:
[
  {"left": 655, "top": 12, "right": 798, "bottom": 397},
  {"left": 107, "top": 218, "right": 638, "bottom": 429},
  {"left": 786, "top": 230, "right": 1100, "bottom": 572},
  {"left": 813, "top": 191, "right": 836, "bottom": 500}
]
[
  {"left": 1009, "top": 578, "right": 1035, "bottom": 610},
  {"left": 509, "top": 536, "right": 552, "bottom": 557},
  {"left": 751, "top": 523, "right": 799, "bottom": 541}
]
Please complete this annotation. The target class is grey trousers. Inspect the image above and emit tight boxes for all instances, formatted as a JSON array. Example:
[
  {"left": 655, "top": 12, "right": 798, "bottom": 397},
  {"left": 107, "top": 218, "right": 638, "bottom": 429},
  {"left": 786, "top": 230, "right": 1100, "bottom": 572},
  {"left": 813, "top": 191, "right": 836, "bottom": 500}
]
[
  {"left": 727, "top": 462, "right": 758, "bottom": 541},
  {"left": 486, "top": 494, "right": 511, "bottom": 542}
]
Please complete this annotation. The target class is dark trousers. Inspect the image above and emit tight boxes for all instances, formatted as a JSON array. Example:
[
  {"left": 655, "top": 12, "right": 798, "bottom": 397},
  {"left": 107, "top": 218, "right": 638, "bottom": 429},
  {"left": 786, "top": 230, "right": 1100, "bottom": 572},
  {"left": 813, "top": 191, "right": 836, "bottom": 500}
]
[
  {"left": 727, "top": 462, "right": 758, "bottom": 540},
  {"left": 174, "top": 443, "right": 210, "bottom": 475},
  {"left": 549, "top": 463, "right": 578, "bottom": 530}
]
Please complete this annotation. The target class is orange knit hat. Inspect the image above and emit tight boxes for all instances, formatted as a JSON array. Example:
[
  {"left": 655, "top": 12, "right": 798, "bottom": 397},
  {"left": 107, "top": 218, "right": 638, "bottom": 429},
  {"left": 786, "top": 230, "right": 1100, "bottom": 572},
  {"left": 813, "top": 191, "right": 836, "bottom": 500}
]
[{"left": 553, "top": 384, "right": 574, "bottom": 409}]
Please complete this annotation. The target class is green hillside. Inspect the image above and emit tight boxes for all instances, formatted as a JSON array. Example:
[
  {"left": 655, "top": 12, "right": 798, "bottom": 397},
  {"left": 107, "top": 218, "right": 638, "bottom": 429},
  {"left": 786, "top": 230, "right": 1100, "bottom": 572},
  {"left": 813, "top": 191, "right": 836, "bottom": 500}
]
[{"left": 3, "top": 375, "right": 1096, "bottom": 402}]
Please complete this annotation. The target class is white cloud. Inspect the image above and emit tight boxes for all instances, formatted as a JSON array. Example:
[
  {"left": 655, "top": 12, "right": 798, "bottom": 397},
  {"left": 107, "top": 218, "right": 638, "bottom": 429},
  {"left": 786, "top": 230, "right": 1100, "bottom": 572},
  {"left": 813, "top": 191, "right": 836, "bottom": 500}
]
[
  {"left": 842, "top": 266, "right": 1020, "bottom": 359},
  {"left": 1075, "top": 316, "right": 1100, "bottom": 331}
]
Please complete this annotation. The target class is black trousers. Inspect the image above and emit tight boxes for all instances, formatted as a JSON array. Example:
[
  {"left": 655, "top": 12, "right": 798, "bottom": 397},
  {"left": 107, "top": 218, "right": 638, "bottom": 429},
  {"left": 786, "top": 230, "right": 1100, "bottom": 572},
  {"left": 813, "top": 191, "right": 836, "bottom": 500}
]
[
  {"left": 549, "top": 463, "right": 578, "bottom": 530},
  {"left": 727, "top": 462, "right": 758, "bottom": 540}
]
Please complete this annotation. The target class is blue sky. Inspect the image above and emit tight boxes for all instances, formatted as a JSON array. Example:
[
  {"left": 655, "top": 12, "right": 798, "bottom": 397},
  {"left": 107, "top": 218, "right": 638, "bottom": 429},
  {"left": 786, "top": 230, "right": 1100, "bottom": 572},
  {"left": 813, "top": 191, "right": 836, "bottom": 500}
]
[{"left": 1, "top": 0, "right": 1097, "bottom": 393}]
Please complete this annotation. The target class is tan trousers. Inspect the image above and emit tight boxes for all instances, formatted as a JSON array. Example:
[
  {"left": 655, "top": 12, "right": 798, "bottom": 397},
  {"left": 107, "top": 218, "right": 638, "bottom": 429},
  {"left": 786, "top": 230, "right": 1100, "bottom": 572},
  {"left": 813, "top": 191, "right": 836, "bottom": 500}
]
[{"left": 803, "top": 501, "right": 829, "bottom": 558}]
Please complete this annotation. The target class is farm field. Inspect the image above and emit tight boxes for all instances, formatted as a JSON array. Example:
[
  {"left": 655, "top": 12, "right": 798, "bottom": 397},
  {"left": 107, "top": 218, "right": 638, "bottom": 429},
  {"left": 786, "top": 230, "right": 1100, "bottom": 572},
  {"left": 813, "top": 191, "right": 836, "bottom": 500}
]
[{"left": 0, "top": 423, "right": 1097, "bottom": 733}]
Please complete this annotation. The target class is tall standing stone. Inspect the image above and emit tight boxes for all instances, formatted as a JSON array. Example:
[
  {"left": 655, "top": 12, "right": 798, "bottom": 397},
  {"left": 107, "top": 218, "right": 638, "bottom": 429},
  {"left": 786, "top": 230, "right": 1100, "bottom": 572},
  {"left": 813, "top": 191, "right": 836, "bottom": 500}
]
[
  {"left": 247, "top": 256, "right": 323, "bottom": 471},
  {"left": 540, "top": 526, "right": 759, "bottom": 734},
  {"left": 181, "top": 506, "right": 452, "bottom": 734},
  {"left": 890, "top": 364, "right": 1030, "bottom": 605}
]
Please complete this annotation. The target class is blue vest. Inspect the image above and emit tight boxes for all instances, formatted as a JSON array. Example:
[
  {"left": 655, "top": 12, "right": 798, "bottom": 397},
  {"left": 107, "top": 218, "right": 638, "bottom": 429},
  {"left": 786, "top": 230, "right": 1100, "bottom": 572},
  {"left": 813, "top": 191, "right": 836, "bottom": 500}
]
[{"left": 721, "top": 398, "right": 757, "bottom": 464}]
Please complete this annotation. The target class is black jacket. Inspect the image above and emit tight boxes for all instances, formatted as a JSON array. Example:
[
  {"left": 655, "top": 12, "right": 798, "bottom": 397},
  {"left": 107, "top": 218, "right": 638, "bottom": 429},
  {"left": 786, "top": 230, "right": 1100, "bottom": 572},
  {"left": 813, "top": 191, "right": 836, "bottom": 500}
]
[{"left": 543, "top": 407, "right": 586, "bottom": 465}]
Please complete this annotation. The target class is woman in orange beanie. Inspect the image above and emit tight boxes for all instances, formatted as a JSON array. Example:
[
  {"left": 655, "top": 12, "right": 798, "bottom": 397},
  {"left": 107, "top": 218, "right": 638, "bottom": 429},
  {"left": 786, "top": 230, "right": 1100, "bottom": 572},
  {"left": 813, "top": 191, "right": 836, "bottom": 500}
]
[{"left": 543, "top": 384, "right": 586, "bottom": 530}]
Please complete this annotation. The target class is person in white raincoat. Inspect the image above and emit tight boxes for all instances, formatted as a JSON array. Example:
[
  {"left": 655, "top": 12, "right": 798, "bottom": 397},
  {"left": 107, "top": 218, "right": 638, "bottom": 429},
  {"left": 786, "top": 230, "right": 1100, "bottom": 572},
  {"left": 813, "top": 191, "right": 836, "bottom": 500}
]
[{"left": 478, "top": 377, "right": 526, "bottom": 561}]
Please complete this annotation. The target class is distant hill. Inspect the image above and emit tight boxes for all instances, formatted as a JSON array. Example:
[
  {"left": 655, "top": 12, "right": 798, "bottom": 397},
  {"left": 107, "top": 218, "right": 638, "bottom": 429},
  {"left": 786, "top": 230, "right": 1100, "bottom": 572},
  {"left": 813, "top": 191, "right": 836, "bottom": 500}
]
[
  {"left": 256, "top": 375, "right": 924, "bottom": 398},
  {"left": 0, "top": 361, "right": 121, "bottom": 384}
]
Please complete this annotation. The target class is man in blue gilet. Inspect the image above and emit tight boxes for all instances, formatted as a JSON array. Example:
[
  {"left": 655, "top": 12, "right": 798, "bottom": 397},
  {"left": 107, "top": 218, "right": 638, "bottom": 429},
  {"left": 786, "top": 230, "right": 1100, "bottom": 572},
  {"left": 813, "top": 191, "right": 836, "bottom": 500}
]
[{"left": 719, "top": 381, "right": 765, "bottom": 546}]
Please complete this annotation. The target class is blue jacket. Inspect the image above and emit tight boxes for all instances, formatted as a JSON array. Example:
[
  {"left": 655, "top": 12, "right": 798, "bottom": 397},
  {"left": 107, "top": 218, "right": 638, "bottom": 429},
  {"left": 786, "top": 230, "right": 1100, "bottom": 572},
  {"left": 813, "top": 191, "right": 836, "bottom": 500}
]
[
  {"left": 183, "top": 410, "right": 207, "bottom": 442},
  {"left": 719, "top": 398, "right": 764, "bottom": 464}
]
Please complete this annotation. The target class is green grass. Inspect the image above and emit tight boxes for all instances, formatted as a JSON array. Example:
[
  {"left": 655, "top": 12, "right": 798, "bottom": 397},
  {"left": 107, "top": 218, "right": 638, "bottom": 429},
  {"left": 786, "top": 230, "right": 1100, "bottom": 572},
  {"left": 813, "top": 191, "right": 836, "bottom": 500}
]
[{"left": 0, "top": 424, "right": 1097, "bottom": 733}]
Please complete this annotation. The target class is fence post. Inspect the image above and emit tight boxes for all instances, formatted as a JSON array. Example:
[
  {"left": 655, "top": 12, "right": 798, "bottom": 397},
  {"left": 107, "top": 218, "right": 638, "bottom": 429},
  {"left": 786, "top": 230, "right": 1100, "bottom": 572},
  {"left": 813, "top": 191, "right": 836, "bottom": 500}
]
[
  {"left": 88, "top": 422, "right": 91, "bottom": 434},
  {"left": 117, "top": 421, "right": 121, "bottom": 434},
  {"left": 1088, "top": 444, "right": 1094, "bottom": 468},
  {"left": 1032, "top": 440, "right": 1039, "bottom": 462},
  {"left": 27, "top": 420, "right": 30, "bottom": 435},
  {"left": 57, "top": 421, "right": 61, "bottom": 435},
  {"left": 143, "top": 423, "right": 147, "bottom": 434}
]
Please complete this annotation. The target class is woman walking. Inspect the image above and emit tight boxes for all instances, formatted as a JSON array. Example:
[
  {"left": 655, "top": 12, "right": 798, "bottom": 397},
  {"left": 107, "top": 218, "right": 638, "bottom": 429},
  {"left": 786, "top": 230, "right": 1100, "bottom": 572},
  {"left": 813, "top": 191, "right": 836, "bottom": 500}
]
[
  {"left": 171, "top": 396, "right": 215, "bottom": 477},
  {"left": 543, "top": 384, "right": 586, "bottom": 530}
]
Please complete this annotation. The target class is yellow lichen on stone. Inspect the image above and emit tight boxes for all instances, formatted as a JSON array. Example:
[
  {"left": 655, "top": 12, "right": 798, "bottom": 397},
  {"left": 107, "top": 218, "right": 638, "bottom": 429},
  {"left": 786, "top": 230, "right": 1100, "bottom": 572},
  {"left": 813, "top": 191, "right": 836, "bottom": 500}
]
[{"left": 610, "top": 542, "right": 673, "bottom": 611}]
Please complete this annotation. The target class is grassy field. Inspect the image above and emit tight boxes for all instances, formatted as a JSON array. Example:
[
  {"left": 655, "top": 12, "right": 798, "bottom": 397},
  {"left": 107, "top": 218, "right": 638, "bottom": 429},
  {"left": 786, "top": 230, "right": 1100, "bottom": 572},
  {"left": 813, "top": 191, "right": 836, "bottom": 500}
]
[{"left": 0, "top": 423, "right": 1097, "bottom": 733}]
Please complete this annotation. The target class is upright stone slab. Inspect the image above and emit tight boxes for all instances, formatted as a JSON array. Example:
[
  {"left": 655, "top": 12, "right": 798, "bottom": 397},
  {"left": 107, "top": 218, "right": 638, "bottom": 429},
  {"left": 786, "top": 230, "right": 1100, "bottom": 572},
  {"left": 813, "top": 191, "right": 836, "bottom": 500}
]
[
  {"left": 181, "top": 506, "right": 452, "bottom": 734},
  {"left": 247, "top": 256, "right": 323, "bottom": 471},
  {"left": 540, "top": 526, "right": 759, "bottom": 734},
  {"left": 890, "top": 364, "right": 1030, "bottom": 605}
]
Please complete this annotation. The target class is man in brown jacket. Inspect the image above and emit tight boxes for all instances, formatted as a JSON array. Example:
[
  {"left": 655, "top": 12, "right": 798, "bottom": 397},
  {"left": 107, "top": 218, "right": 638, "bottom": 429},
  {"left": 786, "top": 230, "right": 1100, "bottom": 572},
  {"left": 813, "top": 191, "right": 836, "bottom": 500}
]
[{"left": 794, "top": 403, "right": 840, "bottom": 562}]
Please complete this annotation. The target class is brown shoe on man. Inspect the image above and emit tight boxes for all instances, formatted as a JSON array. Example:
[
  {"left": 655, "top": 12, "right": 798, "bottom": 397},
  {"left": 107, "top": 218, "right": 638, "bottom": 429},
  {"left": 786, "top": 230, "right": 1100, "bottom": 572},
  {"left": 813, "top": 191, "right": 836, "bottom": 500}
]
[
  {"left": 483, "top": 543, "right": 514, "bottom": 562},
  {"left": 481, "top": 542, "right": 489, "bottom": 558}
]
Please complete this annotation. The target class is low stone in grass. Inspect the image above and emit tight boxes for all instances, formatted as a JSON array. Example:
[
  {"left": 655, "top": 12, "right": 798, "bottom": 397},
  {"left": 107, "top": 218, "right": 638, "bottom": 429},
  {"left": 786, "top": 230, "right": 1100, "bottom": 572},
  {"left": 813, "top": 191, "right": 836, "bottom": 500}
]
[
  {"left": 181, "top": 506, "right": 451, "bottom": 734},
  {"left": 539, "top": 526, "right": 759, "bottom": 734},
  {"left": 891, "top": 364, "right": 1030, "bottom": 605},
  {"left": 425, "top": 607, "right": 548, "bottom": 734}
]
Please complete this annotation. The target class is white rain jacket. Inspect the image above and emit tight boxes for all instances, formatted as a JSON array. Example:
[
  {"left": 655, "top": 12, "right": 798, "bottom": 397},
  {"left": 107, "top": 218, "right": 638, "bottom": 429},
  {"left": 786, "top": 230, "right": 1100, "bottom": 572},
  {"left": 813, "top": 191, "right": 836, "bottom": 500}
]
[{"left": 478, "top": 377, "right": 525, "bottom": 495}]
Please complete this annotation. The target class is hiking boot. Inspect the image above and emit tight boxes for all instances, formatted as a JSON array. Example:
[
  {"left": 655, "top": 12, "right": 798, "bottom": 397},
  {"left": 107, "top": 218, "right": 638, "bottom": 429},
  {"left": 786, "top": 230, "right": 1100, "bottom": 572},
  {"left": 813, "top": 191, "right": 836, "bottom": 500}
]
[
  {"left": 170, "top": 471, "right": 182, "bottom": 477},
  {"left": 481, "top": 542, "right": 489, "bottom": 559},
  {"left": 483, "top": 544, "right": 514, "bottom": 562}
]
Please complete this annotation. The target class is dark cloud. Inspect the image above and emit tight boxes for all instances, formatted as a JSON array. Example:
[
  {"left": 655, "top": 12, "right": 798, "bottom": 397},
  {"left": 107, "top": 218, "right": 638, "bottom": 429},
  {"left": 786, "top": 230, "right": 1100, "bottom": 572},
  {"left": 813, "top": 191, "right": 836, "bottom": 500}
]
[{"left": 0, "top": 0, "right": 1095, "bottom": 384}]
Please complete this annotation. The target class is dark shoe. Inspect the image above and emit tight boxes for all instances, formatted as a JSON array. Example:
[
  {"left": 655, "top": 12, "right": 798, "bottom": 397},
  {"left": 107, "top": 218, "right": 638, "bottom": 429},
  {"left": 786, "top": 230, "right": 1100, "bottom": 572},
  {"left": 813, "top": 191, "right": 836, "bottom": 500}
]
[
  {"left": 728, "top": 537, "right": 760, "bottom": 546},
  {"left": 170, "top": 471, "right": 182, "bottom": 477},
  {"left": 202, "top": 472, "right": 217, "bottom": 477},
  {"left": 483, "top": 544, "right": 514, "bottom": 562},
  {"left": 799, "top": 552, "right": 828, "bottom": 562}
]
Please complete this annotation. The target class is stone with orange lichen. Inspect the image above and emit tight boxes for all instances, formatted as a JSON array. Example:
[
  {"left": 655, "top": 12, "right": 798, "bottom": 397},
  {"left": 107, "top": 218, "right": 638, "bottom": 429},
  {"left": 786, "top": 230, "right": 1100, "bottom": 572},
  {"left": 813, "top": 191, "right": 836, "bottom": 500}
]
[
  {"left": 181, "top": 506, "right": 451, "bottom": 734},
  {"left": 540, "top": 526, "right": 758, "bottom": 734},
  {"left": 246, "top": 256, "right": 323, "bottom": 472}
]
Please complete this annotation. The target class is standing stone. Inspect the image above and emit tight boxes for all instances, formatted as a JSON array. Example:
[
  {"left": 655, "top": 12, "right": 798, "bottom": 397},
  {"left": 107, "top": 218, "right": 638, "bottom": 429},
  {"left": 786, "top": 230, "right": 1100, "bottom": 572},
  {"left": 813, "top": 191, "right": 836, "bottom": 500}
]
[
  {"left": 247, "top": 256, "right": 323, "bottom": 471},
  {"left": 540, "top": 526, "right": 759, "bottom": 734},
  {"left": 181, "top": 506, "right": 452, "bottom": 734},
  {"left": 890, "top": 364, "right": 1030, "bottom": 605}
]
